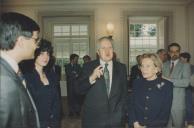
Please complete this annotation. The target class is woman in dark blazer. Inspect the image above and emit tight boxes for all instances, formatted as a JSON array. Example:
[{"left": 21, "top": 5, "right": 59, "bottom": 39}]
[
  {"left": 128, "top": 53, "right": 173, "bottom": 128},
  {"left": 24, "top": 39, "right": 61, "bottom": 128}
]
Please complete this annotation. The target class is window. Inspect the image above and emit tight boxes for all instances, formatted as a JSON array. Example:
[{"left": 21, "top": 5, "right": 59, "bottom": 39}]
[
  {"left": 53, "top": 24, "right": 89, "bottom": 74},
  {"left": 128, "top": 16, "right": 165, "bottom": 70},
  {"left": 129, "top": 23, "right": 158, "bottom": 67}
]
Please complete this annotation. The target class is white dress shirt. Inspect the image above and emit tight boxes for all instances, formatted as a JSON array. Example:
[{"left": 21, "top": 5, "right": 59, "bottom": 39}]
[{"left": 89, "top": 59, "right": 113, "bottom": 93}]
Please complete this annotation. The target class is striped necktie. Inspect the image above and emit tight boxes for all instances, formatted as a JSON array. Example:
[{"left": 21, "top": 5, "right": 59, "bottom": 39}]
[
  {"left": 104, "top": 63, "right": 110, "bottom": 96},
  {"left": 169, "top": 62, "right": 174, "bottom": 76}
]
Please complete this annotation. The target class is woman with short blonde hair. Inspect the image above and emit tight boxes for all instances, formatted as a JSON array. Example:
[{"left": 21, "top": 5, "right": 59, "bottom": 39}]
[{"left": 129, "top": 53, "right": 173, "bottom": 128}]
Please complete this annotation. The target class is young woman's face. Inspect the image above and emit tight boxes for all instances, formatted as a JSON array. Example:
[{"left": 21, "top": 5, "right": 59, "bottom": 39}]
[
  {"left": 140, "top": 58, "right": 158, "bottom": 80},
  {"left": 35, "top": 51, "right": 50, "bottom": 67}
]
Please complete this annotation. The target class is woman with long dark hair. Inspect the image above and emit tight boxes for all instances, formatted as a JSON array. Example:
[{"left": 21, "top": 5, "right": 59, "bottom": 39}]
[{"left": 25, "top": 39, "right": 61, "bottom": 128}]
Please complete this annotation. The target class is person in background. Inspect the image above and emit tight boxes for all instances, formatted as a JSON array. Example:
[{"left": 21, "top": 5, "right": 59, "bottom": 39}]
[
  {"left": 180, "top": 52, "right": 194, "bottom": 127},
  {"left": 79, "top": 55, "right": 92, "bottom": 108},
  {"left": 78, "top": 36, "right": 128, "bottom": 128},
  {"left": 0, "top": 12, "right": 40, "bottom": 128},
  {"left": 130, "top": 55, "right": 142, "bottom": 87},
  {"left": 129, "top": 53, "right": 173, "bottom": 128},
  {"left": 24, "top": 39, "right": 61, "bottom": 128},
  {"left": 156, "top": 49, "right": 168, "bottom": 63},
  {"left": 162, "top": 43, "right": 191, "bottom": 128},
  {"left": 83, "top": 55, "right": 91, "bottom": 64},
  {"left": 50, "top": 56, "right": 62, "bottom": 96},
  {"left": 65, "top": 53, "right": 82, "bottom": 117}
]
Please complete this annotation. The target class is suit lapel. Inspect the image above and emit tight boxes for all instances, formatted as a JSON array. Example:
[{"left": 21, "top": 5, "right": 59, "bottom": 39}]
[
  {"left": 109, "top": 61, "right": 119, "bottom": 98},
  {"left": 171, "top": 60, "right": 182, "bottom": 77}
]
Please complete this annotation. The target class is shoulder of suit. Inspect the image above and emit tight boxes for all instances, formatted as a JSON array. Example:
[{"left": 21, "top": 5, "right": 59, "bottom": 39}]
[{"left": 113, "top": 60, "right": 125, "bottom": 67}]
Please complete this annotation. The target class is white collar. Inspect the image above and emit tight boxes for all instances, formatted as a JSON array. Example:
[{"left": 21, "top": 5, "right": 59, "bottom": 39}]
[
  {"left": 170, "top": 59, "right": 179, "bottom": 66},
  {"left": 0, "top": 51, "right": 19, "bottom": 73},
  {"left": 99, "top": 59, "right": 113, "bottom": 67}
]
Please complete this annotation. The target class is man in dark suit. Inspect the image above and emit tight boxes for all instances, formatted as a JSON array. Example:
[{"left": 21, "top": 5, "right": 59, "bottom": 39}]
[
  {"left": 0, "top": 12, "right": 40, "bottom": 128},
  {"left": 79, "top": 36, "right": 128, "bottom": 128},
  {"left": 65, "top": 54, "right": 82, "bottom": 116}
]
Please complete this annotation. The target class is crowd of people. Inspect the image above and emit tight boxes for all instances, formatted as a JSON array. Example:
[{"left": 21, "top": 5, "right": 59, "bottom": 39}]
[{"left": 1, "top": 12, "right": 194, "bottom": 128}]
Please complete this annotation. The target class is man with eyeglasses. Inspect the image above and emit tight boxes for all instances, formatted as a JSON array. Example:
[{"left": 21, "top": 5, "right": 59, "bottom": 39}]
[{"left": 0, "top": 12, "right": 40, "bottom": 128}]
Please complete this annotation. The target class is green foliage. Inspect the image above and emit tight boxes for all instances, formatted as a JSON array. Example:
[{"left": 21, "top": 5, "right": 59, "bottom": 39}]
[{"left": 130, "top": 24, "right": 156, "bottom": 37}]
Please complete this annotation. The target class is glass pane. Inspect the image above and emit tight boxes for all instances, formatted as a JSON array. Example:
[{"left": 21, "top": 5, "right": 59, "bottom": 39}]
[
  {"left": 72, "top": 25, "right": 79, "bottom": 35},
  {"left": 80, "top": 25, "right": 88, "bottom": 35},
  {"left": 62, "top": 25, "right": 70, "bottom": 36},
  {"left": 129, "top": 23, "right": 158, "bottom": 68},
  {"left": 54, "top": 26, "right": 61, "bottom": 32},
  {"left": 73, "top": 43, "right": 80, "bottom": 51}
]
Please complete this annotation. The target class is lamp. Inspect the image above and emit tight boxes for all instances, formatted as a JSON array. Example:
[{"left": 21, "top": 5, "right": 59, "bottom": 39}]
[{"left": 106, "top": 22, "right": 114, "bottom": 39}]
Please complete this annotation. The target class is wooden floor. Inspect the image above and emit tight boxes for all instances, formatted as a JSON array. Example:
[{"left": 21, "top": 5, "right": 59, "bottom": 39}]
[
  {"left": 60, "top": 97, "right": 81, "bottom": 128},
  {"left": 60, "top": 97, "right": 128, "bottom": 128},
  {"left": 60, "top": 97, "right": 194, "bottom": 128}
]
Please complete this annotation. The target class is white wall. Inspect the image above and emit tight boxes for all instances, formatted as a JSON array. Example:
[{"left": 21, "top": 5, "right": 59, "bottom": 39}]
[
  {"left": 188, "top": 2, "right": 194, "bottom": 64},
  {"left": 2, "top": 0, "right": 193, "bottom": 64}
]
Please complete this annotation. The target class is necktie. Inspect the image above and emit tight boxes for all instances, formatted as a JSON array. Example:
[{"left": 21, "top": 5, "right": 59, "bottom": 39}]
[
  {"left": 169, "top": 62, "right": 174, "bottom": 76},
  {"left": 104, "top": 63, "right": 110, "bottom": 96}
]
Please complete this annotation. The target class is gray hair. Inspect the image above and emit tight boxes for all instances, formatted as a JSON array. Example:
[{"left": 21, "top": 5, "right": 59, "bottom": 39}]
[{"left": 96, "top": 36, "right": 114, "bottom": 50}]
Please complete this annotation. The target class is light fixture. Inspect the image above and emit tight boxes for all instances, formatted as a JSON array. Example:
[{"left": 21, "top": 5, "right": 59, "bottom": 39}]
[{"left": 106, "top": 22, "right": 114, "bottom": 39}]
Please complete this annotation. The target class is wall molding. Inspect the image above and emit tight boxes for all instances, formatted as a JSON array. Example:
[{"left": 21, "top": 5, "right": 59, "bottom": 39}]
[{"left": 2, "top": 0, "right": 189, "bottom": 7}]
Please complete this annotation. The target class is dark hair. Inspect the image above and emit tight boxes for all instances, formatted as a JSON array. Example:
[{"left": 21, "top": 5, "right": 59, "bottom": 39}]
[
  {"left": 156, "top": 49, "right": 166, "bottom": 54},
  {"left": 168, "top": 43, "right": 181, "bottom": 51},
  {"left": 34, "top": 39, "right": 53, "bottom": 60},
  {"left": 34, "top": 39, "right": 53, "bottom": 72},
  {"left": 0, "top": 12, "right": 40, "bottom": 50},
  {"left": 180, "top": 52, "right": 191, "bottom": 62},
  {"left": 83, "top": 55, "right": 91, "bottom": 60},
  {"left": 70, "top": 54, "right": 79, "bottom": 61}
]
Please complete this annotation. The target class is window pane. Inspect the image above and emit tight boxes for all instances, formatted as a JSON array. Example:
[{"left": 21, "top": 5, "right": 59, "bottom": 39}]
[
  {"left": 72, "top": 25, "right": 79, "bottom": 35},
  {"left": 129, "top": 23, "right": 158, "bottom": 69},
  {"left": 53, "top": 23, "right": 89, "bottom": 72}
]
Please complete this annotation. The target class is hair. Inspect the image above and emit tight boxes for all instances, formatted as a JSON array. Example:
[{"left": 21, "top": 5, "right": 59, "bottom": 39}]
[
  {"left": 96, "top": 36, "right": 114, "bottom": 50},
  {"left": 136, "top": 55, "right": 142, "bottom": 65},
  {"left": 156, "top": 49, "right": 166, "bottom": 54},
  {"left": 180, "top": 52, "right": 191, "bottom": 62},
  {"left": 140, "top": 53, "right": 163, "bottom": 76},
  {"left": 83, "top": 55, "right": 91, "bottom": 61},
  {"left": 0, "top": 12, "right": 40, "bottom": 50},
  {"left": 70, "top": 54, "right": 79, "bottom": 61},
  {"left": 167, "top": 43, "right": 181, "bottom": 51},
  {"left": 34, "top": 39, "right": 53, "bottom": 72}
]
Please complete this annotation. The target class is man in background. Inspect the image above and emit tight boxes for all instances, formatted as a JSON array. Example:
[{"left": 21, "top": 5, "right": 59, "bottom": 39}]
[
  {"left": 180, "top": 52, "right": 194, "bottom": 127},
  {"left": 65, "top": 54, "right": 82, "bottom": 117},
  {"left": 162, "top": 43, "right": 191, "bottom": 128},
  {"left": 157, "top": 49, "right": 168, "bottom": 63}
]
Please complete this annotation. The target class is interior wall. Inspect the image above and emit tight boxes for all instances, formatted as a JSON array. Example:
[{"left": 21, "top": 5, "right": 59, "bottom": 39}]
[
  {"left": 188, "top": 2, "right": 194, "bottom": 64},
  {"left": 2, "top": 0, "right": 192, "bottom": 64}
]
